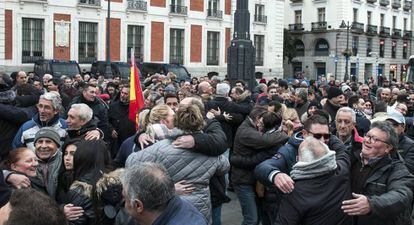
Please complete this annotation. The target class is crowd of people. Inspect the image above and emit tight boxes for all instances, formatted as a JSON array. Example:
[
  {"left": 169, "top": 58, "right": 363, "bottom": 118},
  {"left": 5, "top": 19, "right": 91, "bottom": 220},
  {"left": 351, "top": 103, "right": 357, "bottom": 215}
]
[{"left": 0, "top": 69, "right": 414, "bottom": 225}]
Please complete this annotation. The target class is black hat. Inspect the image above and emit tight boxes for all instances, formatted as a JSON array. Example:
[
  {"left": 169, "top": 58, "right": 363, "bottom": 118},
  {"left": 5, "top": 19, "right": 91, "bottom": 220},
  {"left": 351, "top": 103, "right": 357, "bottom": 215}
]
[{"left": 327, "top": 86, "right": 343, "bottom": 99}]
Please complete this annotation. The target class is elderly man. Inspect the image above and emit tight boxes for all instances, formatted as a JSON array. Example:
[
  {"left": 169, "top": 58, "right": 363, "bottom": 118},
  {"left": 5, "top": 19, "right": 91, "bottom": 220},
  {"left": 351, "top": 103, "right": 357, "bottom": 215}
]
[
  {"left": 197, "top": 81, "right": 213, "bottom": 102},
  {"left": 275, "top": 137, "right": 352, "bottom": 225},
  {"left": 380, "top": 87, "right": 392, "bottom": 104},
  {"left": 12, "top": 92, "right": 67, "bottom": 150},
  {"left": 123, "top": 162, "right": 207, "bottom": 225},
  {"left": 386, "top": 110, "right": 414, "bottom": 174},
  {"left": 335, "top": 107, "right": 363, "bottom": 150},
  {"left": 66, "top": 103, "right": 101, "bottom": 142},
  {"left": 341, "top": 121, "right": 414, "bottom": 225}
]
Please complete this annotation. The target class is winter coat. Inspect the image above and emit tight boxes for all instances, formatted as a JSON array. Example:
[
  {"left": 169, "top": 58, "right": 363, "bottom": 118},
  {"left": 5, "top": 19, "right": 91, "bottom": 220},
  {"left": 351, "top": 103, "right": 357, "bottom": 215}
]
[
  {"left": 350, "top": 150, "right": 414, "bottom": 225},
  {"left": 125, "top": 139, "right": 230, "bottom": 224},
  {"left": 396, "top": 134, "right": 414, "bottom": 175},
  {"left": 275, "top": 145, "right": 352, "bottom": 225},
  {"left": 65, "top": 118, "right": 99, "bottom": 143},
  {"left": 65, "top": 181, "right": 95, "bottom": 225},
  {"left": 254, "top": 132, "right": 346, "bottom": 186},
  {"left": 12, "top": 114, "right": 67, "bottom": 150},
  {"left": 108, "top": 100, "right": 136, "bottom": 152},
  {"left": 31, "top": 150, "right": 63, "bottom": 199},
  {"left": 0, "top": 172, "right": 11, "bottom": 207},
  {"left": 230, "top": 118, "right": 289, "bottom": 185}
]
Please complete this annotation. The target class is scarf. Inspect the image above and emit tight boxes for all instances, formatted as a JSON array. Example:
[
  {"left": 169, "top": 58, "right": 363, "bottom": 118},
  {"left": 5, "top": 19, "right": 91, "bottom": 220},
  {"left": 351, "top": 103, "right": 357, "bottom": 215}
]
[{"left": 290, "top": 150, "right": 337, "bottom": 180}]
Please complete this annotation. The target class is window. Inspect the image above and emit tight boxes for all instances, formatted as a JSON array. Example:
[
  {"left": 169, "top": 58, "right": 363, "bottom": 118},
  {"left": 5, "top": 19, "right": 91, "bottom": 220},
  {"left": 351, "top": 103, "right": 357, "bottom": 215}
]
[
  {"left": 391, "top": 40, "right": 397, "bottom": 58},
  {"left": 127, "top": 25, "right": 144, "bottom": 61},
  {"left": 353, "top": 8, "right": 358, "bottom": 22},
  {"left": 403, "top": 42, "right": 408, "bottom": 59},
  {"left": 314, "top": 39, "right": 329, "bottom": 56},
  {"left": 22, "top": 18, "right": 44, "bottom": 63},
  {"left": 318, "top": 8, "right": 325, "bottom": 22},
  {"left": 366, "top": 37, "right": 372, "bottom": 56},
  {"left": 208, "top": 0, "right": 219, "bottom": 11},
  {"left": 255, "top": 4, "right": 266, "bottom": 23},
  {"left": 404, "top": 18, "right": 407, "bottom": 31},
  {"left": 379, "top": 39, "right": 385, "bottom": 58},
  {"left": 294, "top": 40, "right": 305, "bottom": 57},
  {"left": 295, "top": 10, "right": 302, "bottom": 24},
  {"left": 352, "top": 36, "right": 359, "bottom": 56},
  {"left": 207, "top": 31, "right": 220, "bottom": 65},
  {"left": 393, "top": 16, "right": 397, "bottom": 29},
  {"left": 254, "top": 35, "right": 264, "bottom": 66},
  {"left": 380, "top": 14, "right": 385, "bottom": 27},
  {"left": 170, "top": 28, "right": 184, "bottom": 64},
  {"left": 78, "top": 22, "right": 98, "bottom": 63},
  {"left": 367, "top": 11, "right": 372, "bottom": 25},
  {"left": 171, "top": 0, "right": 183, "bottom": 6}
]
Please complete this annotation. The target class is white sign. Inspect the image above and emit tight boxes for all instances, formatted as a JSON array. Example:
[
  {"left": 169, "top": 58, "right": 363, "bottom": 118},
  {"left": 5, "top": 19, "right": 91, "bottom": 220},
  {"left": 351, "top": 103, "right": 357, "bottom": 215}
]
[{"left": 55, "top": 20, "right": 70, "bottom": 47}]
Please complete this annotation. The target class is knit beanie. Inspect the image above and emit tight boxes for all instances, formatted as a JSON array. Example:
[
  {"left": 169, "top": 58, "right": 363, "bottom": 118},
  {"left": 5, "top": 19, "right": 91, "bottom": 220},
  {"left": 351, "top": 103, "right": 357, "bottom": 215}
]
[{"left": 327, "top": 86, "right": 343, "bottom": 99}]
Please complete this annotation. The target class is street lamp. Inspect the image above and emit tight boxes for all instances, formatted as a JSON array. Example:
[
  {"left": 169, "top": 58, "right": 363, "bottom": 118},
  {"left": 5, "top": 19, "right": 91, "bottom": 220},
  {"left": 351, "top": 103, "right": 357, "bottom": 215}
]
[
  {"left": 340, "top": 20, "right": 351, "bottom": 82},
  {"left": 104, "top": 0, "right": 112, "bottom": 78},
  {"left": 369, "top": 52, "right": 379, "bottom": 85}
]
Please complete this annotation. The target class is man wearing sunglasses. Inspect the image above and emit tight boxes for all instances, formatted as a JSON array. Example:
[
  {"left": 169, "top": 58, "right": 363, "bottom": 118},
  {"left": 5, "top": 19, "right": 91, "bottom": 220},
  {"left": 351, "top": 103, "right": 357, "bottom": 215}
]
[
  {"left": 386, "top": 110, "right": 414, "bottom": 174},
  {"left": 255, "top": 114, "right": 346, "bottom": 194}
]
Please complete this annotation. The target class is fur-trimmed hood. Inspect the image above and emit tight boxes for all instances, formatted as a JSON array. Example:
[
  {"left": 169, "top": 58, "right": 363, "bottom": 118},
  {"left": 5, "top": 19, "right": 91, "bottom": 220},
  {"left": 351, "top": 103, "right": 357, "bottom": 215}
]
[
  {"left": 238, "top": 90, "right": 251, "bottom": 102},
  {"left": 0, "top": 90, "right": 15, "bottom": 103}
]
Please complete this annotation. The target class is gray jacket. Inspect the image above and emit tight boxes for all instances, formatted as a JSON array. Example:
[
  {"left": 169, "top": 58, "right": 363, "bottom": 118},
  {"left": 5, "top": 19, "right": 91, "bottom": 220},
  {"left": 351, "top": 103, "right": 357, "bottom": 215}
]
[
  {"left": 125, "top": 139, "right": 230, "bottom": 224},
  {"left": 33, "top": 150, "right": 63, "bottom": 199}
]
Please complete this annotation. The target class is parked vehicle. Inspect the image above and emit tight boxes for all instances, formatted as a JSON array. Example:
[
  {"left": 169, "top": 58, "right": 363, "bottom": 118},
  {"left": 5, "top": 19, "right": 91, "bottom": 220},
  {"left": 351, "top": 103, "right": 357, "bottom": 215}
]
[
  {"left": 137, "top": 62, "right": 191, "bottom": 82},
  {"left": 34, "top": 59, "right": 81, "bottom": 78},
  {"left": 90, "top": 61, "right": 131, "bottom": 79}
]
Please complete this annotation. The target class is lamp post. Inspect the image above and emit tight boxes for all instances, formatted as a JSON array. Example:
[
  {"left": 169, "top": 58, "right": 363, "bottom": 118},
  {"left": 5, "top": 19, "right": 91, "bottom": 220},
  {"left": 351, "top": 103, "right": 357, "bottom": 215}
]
[
  {"left": 369, "top": 52, "right": 379, "bottom": 85},
  {"left": 340, "top": 20, "right": 351, "bottom": 82},
  {"left": 334, "top": 33, "right": 340, "bottom": 80},
  {"left": 104, "top": 0, "right": 112, "bottom": 78}
]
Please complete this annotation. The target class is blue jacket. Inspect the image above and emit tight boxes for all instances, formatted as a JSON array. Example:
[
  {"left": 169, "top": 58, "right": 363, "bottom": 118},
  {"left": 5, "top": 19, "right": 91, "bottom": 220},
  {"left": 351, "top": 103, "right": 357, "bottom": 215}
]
[{"left": 153, "top": 196, "right": 207, "bottom": 225}]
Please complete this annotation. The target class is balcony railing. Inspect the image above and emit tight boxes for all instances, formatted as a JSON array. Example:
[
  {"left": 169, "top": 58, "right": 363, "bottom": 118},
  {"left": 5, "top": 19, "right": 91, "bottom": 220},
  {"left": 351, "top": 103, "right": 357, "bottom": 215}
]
[
  {"left": 127, "top": 0, "right": 147, "bottom": 11},
  {"left": 207, "top": 9, "right": 223, "bottom": 19},
  {"left": 367, "top": 0, "right": 377, "bottom": 3},
  {"left": 20, "top": 0, "right": 47, "bottom": 3},
  {"left": 170, "top": 4, "right": 187, "bottom": 15},
  {"left": 366, "top": 24, "right": 378, "bottom": 35},
  {"left": 351, "top": 22, "right": 364, "bottom": 33},
  {"left": 291, "top": 0, "right": 303, "bottom": 2},
  {"left": 403, "top": 0, "right": 412, "bottom": 10},
  {"left": 289, "top": 23, "right": 304, "bottom": 32},
  {"left": 392, "top": 28, "right": 402, "bottom": 37},
  {"left": 311, "top": 21, "right": 327, "bottom": 31},
  {"left": 379, "top": 26, "right": 391, "bottom": 37},
  {"left": 379, "top": 0, "right": 390, "bottom": 6},
  {"left": 78, "top": 0, "right": 101, "bottom": 7},
  {"left": 254, "top": 15, "right": 267, "bottom": 24},
  {"left": 403, "top": 30, "right": 412, "bottom": 39},
  {"left": 392, "top": 0, "right": 402, "bottom": 8}
]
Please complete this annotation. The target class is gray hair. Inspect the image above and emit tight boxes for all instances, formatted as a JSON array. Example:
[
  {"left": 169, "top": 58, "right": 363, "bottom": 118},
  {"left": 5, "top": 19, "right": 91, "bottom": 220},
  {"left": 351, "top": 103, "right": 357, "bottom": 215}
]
[
  {"left": 39, "top": 92, "right": 62, "bottom": 111},
  {"left": 299, "top": 136, "right": 330, "bottom": 162},
  {"left": 70, "top": 103, "right": 93, "bottom": 122},
  {"left": 336, "top": 107, "right": 356, "bottom": 123},
  {"left": 370, "top": 121, "right": 398, "bottom": 149},
  {"left": 122, "top": 162, "right": 175, "bottom": 211},
  {"left": 295, "top": 88, "right": 308, "bottom": 102},
  {"left": 216, "top": 82, "right": 230, "bottom": 96}
]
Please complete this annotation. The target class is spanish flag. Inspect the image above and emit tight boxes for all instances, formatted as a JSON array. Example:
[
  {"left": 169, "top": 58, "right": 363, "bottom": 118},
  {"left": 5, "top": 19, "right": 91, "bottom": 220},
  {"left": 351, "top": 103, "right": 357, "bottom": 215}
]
[{"left": 129, "top": 49, "right": 145, "bottom": 127}]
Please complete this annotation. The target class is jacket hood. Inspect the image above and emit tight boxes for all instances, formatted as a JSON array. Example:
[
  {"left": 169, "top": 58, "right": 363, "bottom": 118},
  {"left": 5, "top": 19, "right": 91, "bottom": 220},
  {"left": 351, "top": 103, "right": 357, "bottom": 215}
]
[
  {"left": 238, "top": 90, "right": 252, "bottom": 102},
  {"left": 288, "top": 132, "right": 304, "bottom": 148},
  {"left": 0, "top": 90, "right": 16, "bottom": 103},
  {"left": 67, "top": 118, "right": 98, "bottom": 138}
]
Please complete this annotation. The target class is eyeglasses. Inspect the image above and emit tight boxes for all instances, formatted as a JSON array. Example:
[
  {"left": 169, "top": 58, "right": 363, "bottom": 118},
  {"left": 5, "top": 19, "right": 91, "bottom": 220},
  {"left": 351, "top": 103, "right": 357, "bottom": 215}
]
[
  {"left": 306, "top": 130, "right": 331, "bottom": 140},
  {"left": 364, "top": 134, "right": 390, "bottom": 145}
]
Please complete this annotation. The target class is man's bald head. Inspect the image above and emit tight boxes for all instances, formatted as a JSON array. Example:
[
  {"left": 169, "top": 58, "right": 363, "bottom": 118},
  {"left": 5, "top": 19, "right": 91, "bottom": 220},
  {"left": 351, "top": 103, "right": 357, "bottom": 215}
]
[{"left": 298, "top": 137, "right": 330, "bottom": 162}]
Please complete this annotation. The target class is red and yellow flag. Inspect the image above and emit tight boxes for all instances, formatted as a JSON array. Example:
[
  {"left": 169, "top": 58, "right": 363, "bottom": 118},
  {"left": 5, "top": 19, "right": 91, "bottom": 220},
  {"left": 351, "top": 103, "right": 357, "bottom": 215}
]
[{"left": 129, "top": 50, "right": 145, "bottom": 127}]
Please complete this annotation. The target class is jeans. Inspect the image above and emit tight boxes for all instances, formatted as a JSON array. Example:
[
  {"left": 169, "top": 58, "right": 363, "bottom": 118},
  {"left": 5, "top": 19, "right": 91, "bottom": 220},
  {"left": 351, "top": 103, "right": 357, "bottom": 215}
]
[
  {"left": 212, "top": 205, "right": 222, "bottom": 225},
  {"left": 234, "top": 185, "right": 258, "bottom": 225}
]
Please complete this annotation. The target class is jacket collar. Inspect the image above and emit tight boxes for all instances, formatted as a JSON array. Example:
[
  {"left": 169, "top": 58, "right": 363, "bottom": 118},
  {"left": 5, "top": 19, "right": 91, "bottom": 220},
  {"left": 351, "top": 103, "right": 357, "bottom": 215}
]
[{"left": 33, "top": 113, "right": 60, "bottom": 127}]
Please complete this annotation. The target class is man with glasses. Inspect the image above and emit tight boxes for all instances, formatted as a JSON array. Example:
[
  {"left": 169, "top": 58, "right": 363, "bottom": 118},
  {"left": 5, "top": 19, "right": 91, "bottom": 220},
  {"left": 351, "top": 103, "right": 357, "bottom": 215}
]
[
  {"left": 358, "top": 84, "right": 375, "bottom": 102},
  {"left": 255, "top": 114, "right": 346, "bottom": 194},
  {"left": 386, "top": 110, "right": 414, "bottom": 174},
  {"left": 341, "top": 121, "right": 414, "bottom": 225}
]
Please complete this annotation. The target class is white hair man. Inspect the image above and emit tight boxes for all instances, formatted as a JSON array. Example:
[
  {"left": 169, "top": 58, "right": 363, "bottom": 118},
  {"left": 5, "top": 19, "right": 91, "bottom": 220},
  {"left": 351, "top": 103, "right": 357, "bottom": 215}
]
[
  {"left": 66, "top": 103, "right": 101, "bottom": 141},
  {"left": 276, "top": 137, "right": 351, "bottom": 225},
  {"left": 123, "top": 162, "right": 207, "bottom": 225}
]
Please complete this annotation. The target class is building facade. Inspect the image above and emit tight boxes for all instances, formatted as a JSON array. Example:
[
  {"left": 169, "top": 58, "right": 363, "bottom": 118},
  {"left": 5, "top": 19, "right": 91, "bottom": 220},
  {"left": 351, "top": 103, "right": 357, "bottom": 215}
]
[
  {"left": 2, "top": 0, "right": 285, "bottom": 78},
  {"left": 284, "top": 0, "right": 413, "bottom": 83}
]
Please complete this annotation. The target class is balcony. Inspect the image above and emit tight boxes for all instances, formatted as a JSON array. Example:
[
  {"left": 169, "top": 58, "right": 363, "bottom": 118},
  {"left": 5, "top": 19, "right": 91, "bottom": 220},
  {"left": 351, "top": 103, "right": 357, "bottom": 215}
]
[
  {"left": 291, "top": 0, "right": 303, "bottom": 2},
  {"left": 19, "top": 0, "right": 47, "bottom": 3},
  {"left": 170, "top": 4, "right": 187, "bottom": 15},
  {"left": 392, "top": 28, "right": 402, "bottom": 37},
  {"left": 254, "top": 15, "right": 267, "bottom": 24},
  {"left": 207, "top": 9, "right": 223, "bottom": 19},
  {"left": 311, "top": 21, "right": 327, "bottom": 31},
  {"left": 367, "top": 0, "right": 377, "bottom": 3},
  {"left": 403, "top": 30, "right": 412, "bottom": 39},
  {"left": 403, "top": 0, "right": 412, "bottom": 11},
  {"left": 366, "top": 24, "right": 378, "bottom": 35},
  {"left": 392, "top": 0, "right": 402, "bottom": 8},
  {"left": 351, "top": 22, "right": 364, "bottom": 33},
  {"left": 379, "top": 0, "right": 390, "bottom": 6},
  {"left": 78, "top": 0, "right": 100, "bottom": 7},
  {"left": 289, "top": 23, "right": 304, "bottom": 32},
  {"left": 379, "top": 26, "right": 391, "bottom": 37},
  {"left": 127, "top": 0, "right": 147, "bottom": 11}
]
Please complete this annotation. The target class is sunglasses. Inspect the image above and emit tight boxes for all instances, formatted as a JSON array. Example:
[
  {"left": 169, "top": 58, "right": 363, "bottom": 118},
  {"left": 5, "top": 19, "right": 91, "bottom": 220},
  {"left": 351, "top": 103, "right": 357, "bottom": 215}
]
[{"left": 306, "top": 130, "right": 331, "bottom": 140}]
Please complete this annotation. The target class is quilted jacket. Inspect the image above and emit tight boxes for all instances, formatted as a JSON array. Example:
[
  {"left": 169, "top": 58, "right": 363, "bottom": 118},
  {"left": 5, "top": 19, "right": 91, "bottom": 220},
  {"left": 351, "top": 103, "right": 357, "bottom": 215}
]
[{"left": 125, "top": 139, "right": 230, "bottom": 224}]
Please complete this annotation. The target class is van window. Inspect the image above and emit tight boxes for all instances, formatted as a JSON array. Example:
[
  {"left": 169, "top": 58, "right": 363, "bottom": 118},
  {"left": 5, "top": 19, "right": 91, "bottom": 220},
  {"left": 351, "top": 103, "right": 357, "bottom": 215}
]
[{"left": 168, "top": 66, "right": 189, "bottom": 81}]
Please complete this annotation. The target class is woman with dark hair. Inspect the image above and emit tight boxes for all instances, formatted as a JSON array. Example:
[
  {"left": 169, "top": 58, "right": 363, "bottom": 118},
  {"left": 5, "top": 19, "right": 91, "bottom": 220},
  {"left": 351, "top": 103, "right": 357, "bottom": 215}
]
[{"left": 63, "top": 140, "right": 110, "bottom": 225}]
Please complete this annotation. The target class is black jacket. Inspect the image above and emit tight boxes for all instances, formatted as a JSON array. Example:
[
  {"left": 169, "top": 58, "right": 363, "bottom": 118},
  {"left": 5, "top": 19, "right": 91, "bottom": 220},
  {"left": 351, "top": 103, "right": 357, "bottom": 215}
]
[
  {"left": 64, "top": 181, "right": 96, "bottom": 225},
  {"left": 108, "top": 100, "right": 136, "bottom": 147},
  {"left": 0, "top": 172, "right": 11, "bottom": 207},
  {"left": 65, "top": 119, "right": 99, "bottom": 143},
  {"left": 275, "top": 145, "right": 352, "bottom": 225},
  {"left": 231, "top": 118, "right": 288, "bottom": 185},
  {"left": 396, "top": 134, "right": 414, "bottom": 175}
]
